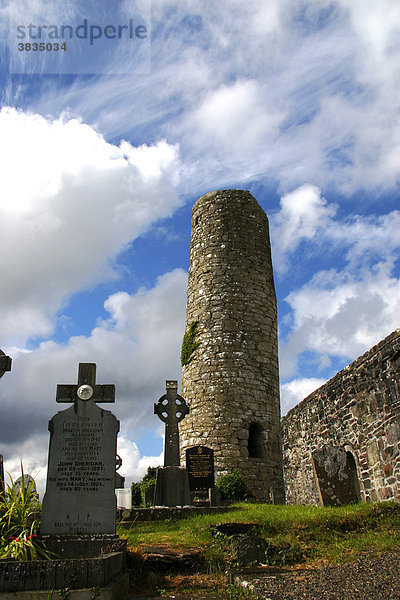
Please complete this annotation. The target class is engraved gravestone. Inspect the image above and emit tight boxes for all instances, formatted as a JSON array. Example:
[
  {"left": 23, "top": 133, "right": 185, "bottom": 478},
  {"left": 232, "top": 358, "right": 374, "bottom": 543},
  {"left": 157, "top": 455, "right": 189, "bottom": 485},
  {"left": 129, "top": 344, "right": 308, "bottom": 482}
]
[
  {"left": 40, "top": 363, "right": 119, "bottom": 535},
  {"left": 14, "top": 474, "right": 39, "bottom": 500},
  {"left": 186, "top": 446, "right": 214, "bottom": 492}
]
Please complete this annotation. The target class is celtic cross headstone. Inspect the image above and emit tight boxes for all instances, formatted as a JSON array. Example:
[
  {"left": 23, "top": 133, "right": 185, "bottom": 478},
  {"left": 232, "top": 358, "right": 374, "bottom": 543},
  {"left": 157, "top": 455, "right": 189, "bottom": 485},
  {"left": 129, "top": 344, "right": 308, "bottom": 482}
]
[
  {"left": 154, "top": 380, "right": 189, "bottom": 466},
  {"left": 40, "top": 363, "right": 119, "bottom": 535},
  {"left": 153, "top": 381, "right": 191, "bottom": 506}
]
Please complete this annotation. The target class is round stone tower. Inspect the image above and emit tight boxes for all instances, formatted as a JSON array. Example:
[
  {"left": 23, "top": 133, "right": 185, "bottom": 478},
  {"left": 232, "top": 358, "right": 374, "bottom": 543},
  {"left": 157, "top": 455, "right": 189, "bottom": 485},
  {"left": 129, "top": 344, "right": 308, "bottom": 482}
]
[{"left": 180, "top": 189, "right": 284, "bottom": 502}]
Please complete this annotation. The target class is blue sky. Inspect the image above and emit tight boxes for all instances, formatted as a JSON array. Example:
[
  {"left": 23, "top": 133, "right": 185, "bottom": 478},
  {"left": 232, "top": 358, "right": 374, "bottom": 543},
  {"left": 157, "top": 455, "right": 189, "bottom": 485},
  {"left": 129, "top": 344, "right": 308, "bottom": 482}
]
[{"left": 0, "top": 0, "right": 399, "bottom": 494}]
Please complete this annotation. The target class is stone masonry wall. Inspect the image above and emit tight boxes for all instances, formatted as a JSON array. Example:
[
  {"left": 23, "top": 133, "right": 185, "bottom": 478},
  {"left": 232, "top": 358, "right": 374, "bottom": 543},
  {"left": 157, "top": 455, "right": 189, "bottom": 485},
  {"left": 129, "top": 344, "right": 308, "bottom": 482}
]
[
  {"left": 180, "top": 190, "right": 284, "bottom": 502},
  {"left": 282, "top": 329, "right": 400, "bottom": 505}
]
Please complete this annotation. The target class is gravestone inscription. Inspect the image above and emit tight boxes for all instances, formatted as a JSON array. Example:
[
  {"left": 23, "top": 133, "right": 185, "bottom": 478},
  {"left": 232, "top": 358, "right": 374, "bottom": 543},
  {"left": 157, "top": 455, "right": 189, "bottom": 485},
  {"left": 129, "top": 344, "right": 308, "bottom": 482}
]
[
  {"left": 186, "top": 446, "right": 214, "bottom": 492},
  {"left": 40, "top": 363, "right": 119, "bottom": 535}
]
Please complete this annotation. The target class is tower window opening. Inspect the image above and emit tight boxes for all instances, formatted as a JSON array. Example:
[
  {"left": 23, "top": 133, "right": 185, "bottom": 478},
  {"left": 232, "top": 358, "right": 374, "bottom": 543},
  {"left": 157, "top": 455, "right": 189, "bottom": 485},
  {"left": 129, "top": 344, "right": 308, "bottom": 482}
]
[{"left": 248, "top": 422, "right": 265, "bottom": 458}]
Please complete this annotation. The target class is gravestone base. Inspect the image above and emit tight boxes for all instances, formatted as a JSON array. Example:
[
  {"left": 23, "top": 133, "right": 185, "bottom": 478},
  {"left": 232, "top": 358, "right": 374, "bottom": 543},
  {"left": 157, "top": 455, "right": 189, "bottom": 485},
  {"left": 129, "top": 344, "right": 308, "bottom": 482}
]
[
  {"left": 40, "top": 534, "right": 126, "bottom": 559},
  {"left": 0, "top": 552, "right": 129, "bottom": 598},
  {"left": 153, "top": 466, "right": 191, "bottom": 507}
]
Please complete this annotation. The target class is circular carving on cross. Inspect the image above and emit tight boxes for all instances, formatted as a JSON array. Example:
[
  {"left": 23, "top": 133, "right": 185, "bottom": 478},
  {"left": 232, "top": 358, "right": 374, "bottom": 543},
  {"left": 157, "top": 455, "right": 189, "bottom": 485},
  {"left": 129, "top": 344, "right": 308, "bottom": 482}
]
[{"left": 77, "top": 384, "right": 94, "bottom": 400}]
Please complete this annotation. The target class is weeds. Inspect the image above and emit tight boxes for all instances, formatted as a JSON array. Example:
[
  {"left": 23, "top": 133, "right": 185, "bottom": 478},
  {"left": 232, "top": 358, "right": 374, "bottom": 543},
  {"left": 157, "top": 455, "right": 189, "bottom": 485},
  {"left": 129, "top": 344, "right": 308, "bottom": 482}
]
[{"left": 0, "top": 465, "right": 51, "bottom": 561}]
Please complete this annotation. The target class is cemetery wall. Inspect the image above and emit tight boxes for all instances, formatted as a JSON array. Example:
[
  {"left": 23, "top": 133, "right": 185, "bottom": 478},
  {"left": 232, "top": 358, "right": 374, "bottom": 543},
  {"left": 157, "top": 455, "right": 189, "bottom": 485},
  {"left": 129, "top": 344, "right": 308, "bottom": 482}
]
[
  {"left": 282, "top": 329, "right": 400, "bottom": 505},
  {"left": 180, "top": 190, "right": 284, "bottom": 502}
]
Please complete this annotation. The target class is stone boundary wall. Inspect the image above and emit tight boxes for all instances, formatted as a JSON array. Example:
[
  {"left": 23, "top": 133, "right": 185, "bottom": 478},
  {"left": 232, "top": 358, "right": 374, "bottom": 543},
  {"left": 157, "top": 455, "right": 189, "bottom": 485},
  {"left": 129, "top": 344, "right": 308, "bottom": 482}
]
[{"left": 282, "top": 329, "right": 400, "bottom": 505}]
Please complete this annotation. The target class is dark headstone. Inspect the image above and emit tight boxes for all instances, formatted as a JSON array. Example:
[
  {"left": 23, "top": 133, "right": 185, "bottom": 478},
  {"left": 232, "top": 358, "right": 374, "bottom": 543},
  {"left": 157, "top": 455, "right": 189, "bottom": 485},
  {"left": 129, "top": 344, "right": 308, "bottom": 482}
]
[
  {"left": 115, "top": 454, "right": 125, "bottom": 488},
  {"left": 153, "top": 381, "right": 191, "bottom": 506},
  {"left": 0, "top": 349, "right": 12, "bottom": 379},
  {"left": 0, "top": 455, "right": 4, "bottom": 493},
  {"left": 186, "top": 446, "right": 214, "bottom": 492},
  {"left": 115, "top": 472, "right": 125, "bottom": 488},
  {"left": 40, "top": 363, "right": 119, "bottom": 535},
  {"left": 153, "top": 466, "right": 192, "bottom": 507},
  {"left": 312, "top": 445, "right": 361, "bottom": 506},
  {"left": 209, "top": 487, "right": 221, "bottom": 506}
]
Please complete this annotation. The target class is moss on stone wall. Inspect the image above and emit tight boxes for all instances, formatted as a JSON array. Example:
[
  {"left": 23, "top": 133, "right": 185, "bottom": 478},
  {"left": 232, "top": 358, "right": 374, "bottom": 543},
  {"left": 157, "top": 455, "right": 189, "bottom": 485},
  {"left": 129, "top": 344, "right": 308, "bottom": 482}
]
[{"left": 181, "top": 321, "right": 200, "bottom": 366}]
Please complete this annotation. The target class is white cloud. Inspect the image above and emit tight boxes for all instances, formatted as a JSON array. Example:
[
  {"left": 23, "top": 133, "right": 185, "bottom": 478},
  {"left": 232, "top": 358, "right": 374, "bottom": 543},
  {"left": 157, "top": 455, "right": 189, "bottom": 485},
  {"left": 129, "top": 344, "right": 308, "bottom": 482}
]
[
  {"left": 0, "top": 108, "right": 181, "bottom": 346},
  {"left": 276, "top": 186, "right": 400, "bottom": 378},
  {"left": 280, "top": 377, "right": 326, "bottom": 416},
  {"left": 271, "top": 184, "right": 337, "bottom": 272},
  {"left": 1, "top": 268, "right": 188, "bottom": 497},
  {"left": 116, "top": 435, "right": 163, "bottom": 488},
  {"left": 20, "top": 1, "right": 400, "bottom": 195},
  {"left": 191, "top": 80, "right": 285, "bottom": 154}
]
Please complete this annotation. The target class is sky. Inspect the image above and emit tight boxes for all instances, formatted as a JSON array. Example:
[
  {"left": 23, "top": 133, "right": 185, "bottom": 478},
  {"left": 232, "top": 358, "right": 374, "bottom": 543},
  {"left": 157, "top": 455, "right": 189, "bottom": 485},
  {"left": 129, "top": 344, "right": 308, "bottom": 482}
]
[{"left": 0, "top": 0, "right": 399, "bottom": 496}]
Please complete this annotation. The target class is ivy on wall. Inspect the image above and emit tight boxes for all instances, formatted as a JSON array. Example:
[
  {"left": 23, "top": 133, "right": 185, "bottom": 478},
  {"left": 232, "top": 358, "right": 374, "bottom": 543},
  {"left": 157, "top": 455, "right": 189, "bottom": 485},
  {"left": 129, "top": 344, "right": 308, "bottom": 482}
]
[{"left": 181, "top": 320, "right": 200, "bottom": 366}]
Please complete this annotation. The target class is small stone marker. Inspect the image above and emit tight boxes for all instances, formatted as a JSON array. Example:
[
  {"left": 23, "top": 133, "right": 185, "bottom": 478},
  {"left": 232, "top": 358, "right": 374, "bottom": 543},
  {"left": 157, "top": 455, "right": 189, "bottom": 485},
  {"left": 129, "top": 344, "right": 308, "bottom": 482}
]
[
  {"left": 115, "top": 488, "right": 132, "bottom": 509},
  {"left": 0, "top": 349, "right": 12, "bottom": 379},
  {"left": 40, "top": 363, "right": 119, "bottom": 535},
  {"left": 153, "top": 381, "right": 191, "bottom": 506},
  {"left": 186, "top": 446, "right": 215, "bottom": 493},
  {"left": 14, "top": 474, "right": 39, "bottom": 500}
]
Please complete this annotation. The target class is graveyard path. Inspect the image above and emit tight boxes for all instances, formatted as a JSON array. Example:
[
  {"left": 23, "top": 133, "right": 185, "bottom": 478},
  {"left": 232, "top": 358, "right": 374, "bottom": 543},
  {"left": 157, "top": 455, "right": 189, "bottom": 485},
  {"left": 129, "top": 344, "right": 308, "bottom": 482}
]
[
  {"left": 236, "top": 549, "right": 400, "bottom": 599},
  {"left": 129, "top": 549, "right": 400, "bottom": 600}
]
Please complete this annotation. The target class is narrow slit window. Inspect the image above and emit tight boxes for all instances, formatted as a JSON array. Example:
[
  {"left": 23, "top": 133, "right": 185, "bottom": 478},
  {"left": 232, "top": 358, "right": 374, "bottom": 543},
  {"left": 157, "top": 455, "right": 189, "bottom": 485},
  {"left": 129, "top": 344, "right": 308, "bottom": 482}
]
[{"left": 248, "top": 422, "right": 265, "bottom": 458}]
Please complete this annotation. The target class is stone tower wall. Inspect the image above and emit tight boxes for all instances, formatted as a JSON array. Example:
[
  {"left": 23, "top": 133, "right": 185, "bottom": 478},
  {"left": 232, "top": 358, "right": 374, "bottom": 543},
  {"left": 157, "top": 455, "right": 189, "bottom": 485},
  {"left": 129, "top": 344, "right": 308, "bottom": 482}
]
[
  {"left": 282, "top": 329, "right": 400, "bottom": 505},
  {"left": 180, "top": 189, "right": 284, "bottom": 502}
]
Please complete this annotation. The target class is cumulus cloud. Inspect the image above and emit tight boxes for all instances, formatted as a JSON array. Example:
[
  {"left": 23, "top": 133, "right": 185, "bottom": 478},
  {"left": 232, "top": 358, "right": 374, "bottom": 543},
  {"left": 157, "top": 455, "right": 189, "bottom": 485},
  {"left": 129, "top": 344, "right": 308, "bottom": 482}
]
[
  {"left": 280, "top": 377, "right": 326, "bottom": 416},
  {"left": 0, "top": 108, "right": 181, "bottom": 346},
  {"left": 15, "top": 1, "right": 400, "bottom": 195},
  {"left": 271, "top": 184, "right": 337, "bottom": 272},
  {"left": 275, "top": 185, "right": 400, "bottom": 378},
  {"left": 190, "top": 80, "right": 285, "bottom": 154},
  {"left": 1, "top": 268, "right": 188, "bottom": 496}
]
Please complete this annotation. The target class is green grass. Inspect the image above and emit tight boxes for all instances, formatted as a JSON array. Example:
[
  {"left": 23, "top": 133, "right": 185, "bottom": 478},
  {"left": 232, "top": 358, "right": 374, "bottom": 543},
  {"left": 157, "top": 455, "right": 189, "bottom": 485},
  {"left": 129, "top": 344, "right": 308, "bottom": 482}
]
[{"left": 118, "top": 502, "right": 400, "bottom": 567}]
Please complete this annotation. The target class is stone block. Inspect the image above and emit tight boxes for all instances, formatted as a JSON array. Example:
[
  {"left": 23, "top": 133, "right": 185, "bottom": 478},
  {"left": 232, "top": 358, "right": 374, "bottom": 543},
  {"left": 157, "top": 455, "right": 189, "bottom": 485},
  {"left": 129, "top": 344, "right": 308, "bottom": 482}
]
[
  {"left": 229, "top": 535, "right": 267, "bottom": 566},
  {"left": 153, "top": 466, "right": 191, "bottom": 507}
]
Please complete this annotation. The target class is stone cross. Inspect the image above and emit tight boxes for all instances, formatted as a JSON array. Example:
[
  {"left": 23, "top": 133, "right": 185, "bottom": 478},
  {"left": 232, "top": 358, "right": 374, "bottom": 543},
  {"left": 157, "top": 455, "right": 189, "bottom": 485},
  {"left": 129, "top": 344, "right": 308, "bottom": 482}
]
[
  {"left": 56, "top": 363, "right": 115, "bottom": 403},
  {"left": 154, "top": 380, "right": 189, "bottom": 467},
  {"left": 0, "top": 349, "right": 12, "bottom": 379}
]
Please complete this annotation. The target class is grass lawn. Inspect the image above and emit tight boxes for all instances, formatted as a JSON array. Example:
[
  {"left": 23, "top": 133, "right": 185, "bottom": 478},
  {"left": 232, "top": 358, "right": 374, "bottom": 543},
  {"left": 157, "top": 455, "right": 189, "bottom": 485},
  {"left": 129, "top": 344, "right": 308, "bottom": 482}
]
[{"left": 119, "top": 501, "right": 400, "bottom": 566}]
